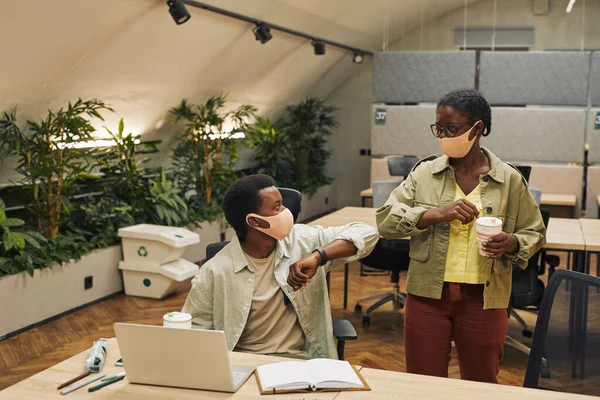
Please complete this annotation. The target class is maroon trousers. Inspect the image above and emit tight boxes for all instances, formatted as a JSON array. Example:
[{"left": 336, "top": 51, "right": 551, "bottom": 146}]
[{"left": 404, "top": 282, "right": 508, "bottom": 383}]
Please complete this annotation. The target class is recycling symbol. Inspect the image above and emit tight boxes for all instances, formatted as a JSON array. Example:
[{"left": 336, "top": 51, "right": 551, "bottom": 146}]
[{"left": 137, "top": 246, "right": 148, "bottom": 257}]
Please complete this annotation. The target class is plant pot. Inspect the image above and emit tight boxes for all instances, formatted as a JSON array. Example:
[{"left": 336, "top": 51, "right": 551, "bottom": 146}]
[{"left": 0, "top": 246, "right": 123, "bottom": 339}]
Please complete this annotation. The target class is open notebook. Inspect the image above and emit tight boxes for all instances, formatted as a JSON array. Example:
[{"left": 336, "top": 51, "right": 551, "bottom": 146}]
[{"left": 255, "top": 359, "right": 370, "bottom": 394}]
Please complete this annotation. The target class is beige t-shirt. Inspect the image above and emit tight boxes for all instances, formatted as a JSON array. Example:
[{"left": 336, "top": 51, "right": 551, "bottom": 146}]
[{"left": 234, "top": 251, "right": 306, "bottom": 357}]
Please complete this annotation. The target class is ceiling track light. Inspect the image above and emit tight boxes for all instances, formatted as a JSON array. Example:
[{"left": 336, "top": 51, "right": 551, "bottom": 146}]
[
  {"left": 253, "top": 23, "right": 272, "bottom": 44},
  {"left": 167, "top": 0, "right": 191, "bottom": 25},
  {"left": 312, "top": 40, "right": 326, "bottom": 55},
  {"left": 180, "top": 1, "right": 372, "bottom": 63},
  {"left": 352, "top": 51, "right": 364, "bottom": 64}
]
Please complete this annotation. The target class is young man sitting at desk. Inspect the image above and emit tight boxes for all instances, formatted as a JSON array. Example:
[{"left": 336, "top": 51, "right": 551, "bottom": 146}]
[{"left": 182, "top": 174, "right": 378, "bottom": 359}]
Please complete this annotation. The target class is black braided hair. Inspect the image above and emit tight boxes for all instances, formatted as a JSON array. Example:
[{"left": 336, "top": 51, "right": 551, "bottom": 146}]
[{"left": 437, "top": 89, "right": 492, "bottom": 137}]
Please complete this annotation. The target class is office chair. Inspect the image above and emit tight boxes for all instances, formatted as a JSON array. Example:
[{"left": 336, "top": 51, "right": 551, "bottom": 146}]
[
  {"left": 360, "top": 155, "right": 416, "bottom": 278},
  {"left": 524, "top": 270, "right": 600, "bottom": 396},
  {"left": 205, "top": 187, "right": 357, "bottom": 360},
  {"left": 354, "top": 179, "right": 410, "bottom": 326},
  {"left": 514, "top": 164, "right": 532, "bottom": 183},
  {"left": 506, "top": 207, "right": 550, "bottom": 360},
  {"left": 387, "top": 155, "right": 420, "bottom": 177}
]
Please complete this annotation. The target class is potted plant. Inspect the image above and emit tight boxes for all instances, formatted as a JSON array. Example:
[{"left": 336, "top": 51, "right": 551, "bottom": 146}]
[
  {"left": 170, "top": 95, "right": 256, "bottom": 250},
  {"left": 0, "top": 99, "right": 113, "bottom": 238}
]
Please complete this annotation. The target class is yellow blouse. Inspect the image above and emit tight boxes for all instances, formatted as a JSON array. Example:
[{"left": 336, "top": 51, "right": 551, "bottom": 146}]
[{"left": 443, "top": 183, "right": 487, "bottom": 284}]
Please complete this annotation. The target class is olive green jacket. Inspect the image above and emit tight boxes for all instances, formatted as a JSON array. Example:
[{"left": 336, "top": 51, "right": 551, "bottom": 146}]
[{"left": 376, "top": 148, "right": 546, "bottom": 309}]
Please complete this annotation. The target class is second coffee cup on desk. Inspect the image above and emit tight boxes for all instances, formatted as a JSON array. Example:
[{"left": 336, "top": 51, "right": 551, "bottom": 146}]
[{"left": 475, "top": 217, "right": 503, "bottom": 257}]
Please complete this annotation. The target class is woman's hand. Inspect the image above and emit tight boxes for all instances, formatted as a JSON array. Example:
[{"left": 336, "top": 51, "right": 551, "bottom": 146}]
[
  {"left": 481, "top": 232, "right": 519, "bottom": 259},
  {"left": 437, "top": 199, "right": 480, "bottom": 224}
]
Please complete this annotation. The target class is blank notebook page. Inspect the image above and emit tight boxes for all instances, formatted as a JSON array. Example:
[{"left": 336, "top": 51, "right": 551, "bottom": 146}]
[
  {"left": 257, "top": 361, "right": 312, "bottom": 390},
  {"left": 307, "top": 359, "right": 363, "bottom": 388}
]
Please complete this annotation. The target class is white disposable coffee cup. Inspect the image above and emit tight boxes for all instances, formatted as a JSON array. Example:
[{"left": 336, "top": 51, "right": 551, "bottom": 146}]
[
  {"left": 476, "top": 217, "right": 503, "bottom": 257},
  {"left": 163, "top": 312, "right": 192, "bottom": 329}
]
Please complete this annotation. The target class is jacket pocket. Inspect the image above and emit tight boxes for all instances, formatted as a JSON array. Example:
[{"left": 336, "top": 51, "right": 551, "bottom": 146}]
[
  {"left": 409, "top": 227, "right": 433, "bottom": 262},
  {"left": 491, "top": 258, "right": 512, "bottom": 275}
]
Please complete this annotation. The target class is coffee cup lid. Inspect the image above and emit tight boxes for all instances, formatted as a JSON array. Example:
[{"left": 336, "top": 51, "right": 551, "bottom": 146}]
[
  {"left": 476, "top": 217, "right": 502, "bottom": 227},
  {"left": 163, "top": 312, "right": 191, "bottom": 323}
]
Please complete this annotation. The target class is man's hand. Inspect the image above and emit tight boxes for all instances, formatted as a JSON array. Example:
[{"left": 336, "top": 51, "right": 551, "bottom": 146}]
[
  {"left": 481, "top": 232, "right": 519, "bottom": 259},
  {"left": 287, "top": 252, "right": 321, "bottom": 292}
]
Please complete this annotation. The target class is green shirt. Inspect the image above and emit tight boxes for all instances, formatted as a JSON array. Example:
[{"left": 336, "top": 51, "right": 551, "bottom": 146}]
[
  {"left": 182, "top": 222, "right": 379, "bottom": 359},
  {"left": 376, "top": 148, "right": 546, "bottom": 309}
]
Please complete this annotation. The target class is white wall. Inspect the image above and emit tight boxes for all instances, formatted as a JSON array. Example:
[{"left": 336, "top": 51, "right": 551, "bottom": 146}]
[
  {"left": 325, "top": 62, "right": 373, "bottom": 209},
  {"left": 396, "top": 0, "right": 600, "bottom": 51}
]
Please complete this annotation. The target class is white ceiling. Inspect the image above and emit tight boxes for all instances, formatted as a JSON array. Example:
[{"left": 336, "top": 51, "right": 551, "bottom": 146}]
[{"left": 0, "top": 0, "right": 474, "bottom": 144}]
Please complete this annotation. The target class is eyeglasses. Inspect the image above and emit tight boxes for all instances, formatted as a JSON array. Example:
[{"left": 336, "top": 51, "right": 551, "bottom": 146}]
[{"left": 430, "top": 122, "right": 471, "bottom": 138}]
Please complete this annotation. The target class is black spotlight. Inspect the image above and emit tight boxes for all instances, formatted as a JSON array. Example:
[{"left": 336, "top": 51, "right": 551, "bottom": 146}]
[
  {"left": 167, "top": 0, "right": 191, "bottom": 25},
  {"left": 313, "top": 40, "right": 326, "bottom": 55},
  {"left": 253, "top": 23, "right": 272, "bottom": 44},
  {"left": 352, "top": 51, "right": 364, "bottom": 64}
]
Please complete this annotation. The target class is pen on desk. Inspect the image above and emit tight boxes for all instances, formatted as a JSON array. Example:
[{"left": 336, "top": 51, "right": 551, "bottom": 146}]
[
  {"left": 88, "top": 375, "right": 125, "bottom": 392},
  {"left": 101, "top": 372, "right": 126, "bottom": 381},
  {"left": 60, "top": 374, "right": 105, "bottom": 395},
  {"left": 57, "top": 371, "right": 91, "bottom": 390}
]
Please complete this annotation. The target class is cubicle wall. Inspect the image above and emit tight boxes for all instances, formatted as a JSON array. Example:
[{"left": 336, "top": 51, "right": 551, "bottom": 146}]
[
  {"left": 479, "top": 52, "right": 591, "bottom": 107},
  {"left": 372, "top": 50, "right": 600, "bottom": 216},
  {"left": 373, "top": 52, "right": 476, "bottom": 104},
  {"left": 371, "top": 105, "right": 585, "bottom": 163}
]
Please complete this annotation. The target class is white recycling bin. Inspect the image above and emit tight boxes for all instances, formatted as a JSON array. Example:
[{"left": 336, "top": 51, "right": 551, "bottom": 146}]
[
  {"left": 118, "top": 258, "right": 199, "bottom": 299},
  {"left": 118, "top": 224, "right": 200, "bottom": 298}
]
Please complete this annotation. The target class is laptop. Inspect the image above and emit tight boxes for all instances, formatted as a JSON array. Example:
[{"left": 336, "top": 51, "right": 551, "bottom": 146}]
[{"left": 114, "top": 323, "right": 255, "bottom": 393}]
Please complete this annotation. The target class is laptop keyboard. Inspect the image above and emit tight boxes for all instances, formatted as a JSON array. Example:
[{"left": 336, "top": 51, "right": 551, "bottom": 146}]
[{"left": 232, "top": 371, "right": 247, "bottom": 387}]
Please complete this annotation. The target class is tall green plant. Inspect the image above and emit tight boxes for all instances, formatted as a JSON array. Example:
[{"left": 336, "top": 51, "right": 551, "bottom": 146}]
[
  {"left": 170, "top": 95, "right": 257, "bottom": 222},
  {"left": 97, "top": 118, "right": 160, "bottom": 216},
  {"left": 96, "top": 119, "right": 187, "bottom": 227},
  {"left": 0, "top": 99, "right": 113, "bottom": 238},
  {"left": 277, "top": 98, "right": 338, "bottom": 195},
  {"left": 245, "top": 117, "right": 292, "bottom": 186}
]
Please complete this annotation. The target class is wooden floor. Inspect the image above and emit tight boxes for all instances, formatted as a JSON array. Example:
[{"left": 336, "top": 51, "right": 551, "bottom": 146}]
[{"left": 0, "top": 256, "right": 573, "bottom": 391}]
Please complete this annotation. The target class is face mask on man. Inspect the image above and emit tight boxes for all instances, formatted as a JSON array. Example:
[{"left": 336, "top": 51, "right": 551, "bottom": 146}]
[
  {"left": 437, "top": 121, "right": 481, "bottom": 159},
  {"left": 246, "top": 208, "right": 293, "bottom": 240}
]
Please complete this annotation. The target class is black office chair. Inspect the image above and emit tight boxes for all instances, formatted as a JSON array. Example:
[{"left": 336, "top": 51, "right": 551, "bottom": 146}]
[
  {"left": 354, "top": 180, "right": 410, "bottom": 326},
  {"left": 514, "top": 164, "right": 532, "bottom": 183},
  {"left": 506, "top": 209, "right": 550, "bottom": 358},
  {"left": 524, "top": 270, "right": 600, "bottom": 396},
  {"left": 205, "top": 187, "right": 357, "bottom": 360},
  {"left": 387, "top": 155, "right": 420, "bottom": 177}
]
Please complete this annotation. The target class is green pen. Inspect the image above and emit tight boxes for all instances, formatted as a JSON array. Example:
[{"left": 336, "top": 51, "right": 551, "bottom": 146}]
[{"left": 88, "top": 375, "right": 125, "bottom": 392}]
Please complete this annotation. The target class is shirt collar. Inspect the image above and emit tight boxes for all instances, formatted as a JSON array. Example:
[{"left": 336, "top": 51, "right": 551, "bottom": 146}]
[
  {"left": 230, "top": 234, "right": 290, "bottom": 274},
  {"left": 431, "top": 147, "right": 504, "bottom": 183}
]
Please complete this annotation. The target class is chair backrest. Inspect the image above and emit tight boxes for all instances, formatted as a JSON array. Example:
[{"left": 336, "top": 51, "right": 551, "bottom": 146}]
[
  {"left": 372, "top": 180, "right": 401, "bottom": 208},
  {"left": 278, "top": 187, "right": 301, "bottom": 223},
  {"left": 524, "top": 270, "right": 600, "bottom": 395},
  {"left": 514, "top": 164, "right": 532, "bottom": 183},
  {"left": 530, "top": 188, "right": 542, "bottom": 207},
  {"left": 511, "top": 208, "right": 550, "bottom": 308},
  {"left": 387, "top": 156, "right": 420, "bottom": 177}
]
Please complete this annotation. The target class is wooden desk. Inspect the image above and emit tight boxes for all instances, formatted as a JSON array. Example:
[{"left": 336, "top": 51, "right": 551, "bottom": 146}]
[
  {"left": 360, "top": 188, "right": 372, "bottom": 207},
  {"left": 0, "top": 338, "right": 339, "bottom": 399},
  {"left": 541, "top": 193, "right": 577, "bottom": 218},
  {"left": 541, "top": 193, "right": 577, "bottom": 207},
  {"left": 335, "top": 368, "right": 598, "bottom": 400},
  {"left": 540, "top": 218, "right": 585, "bottom": 273}
]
